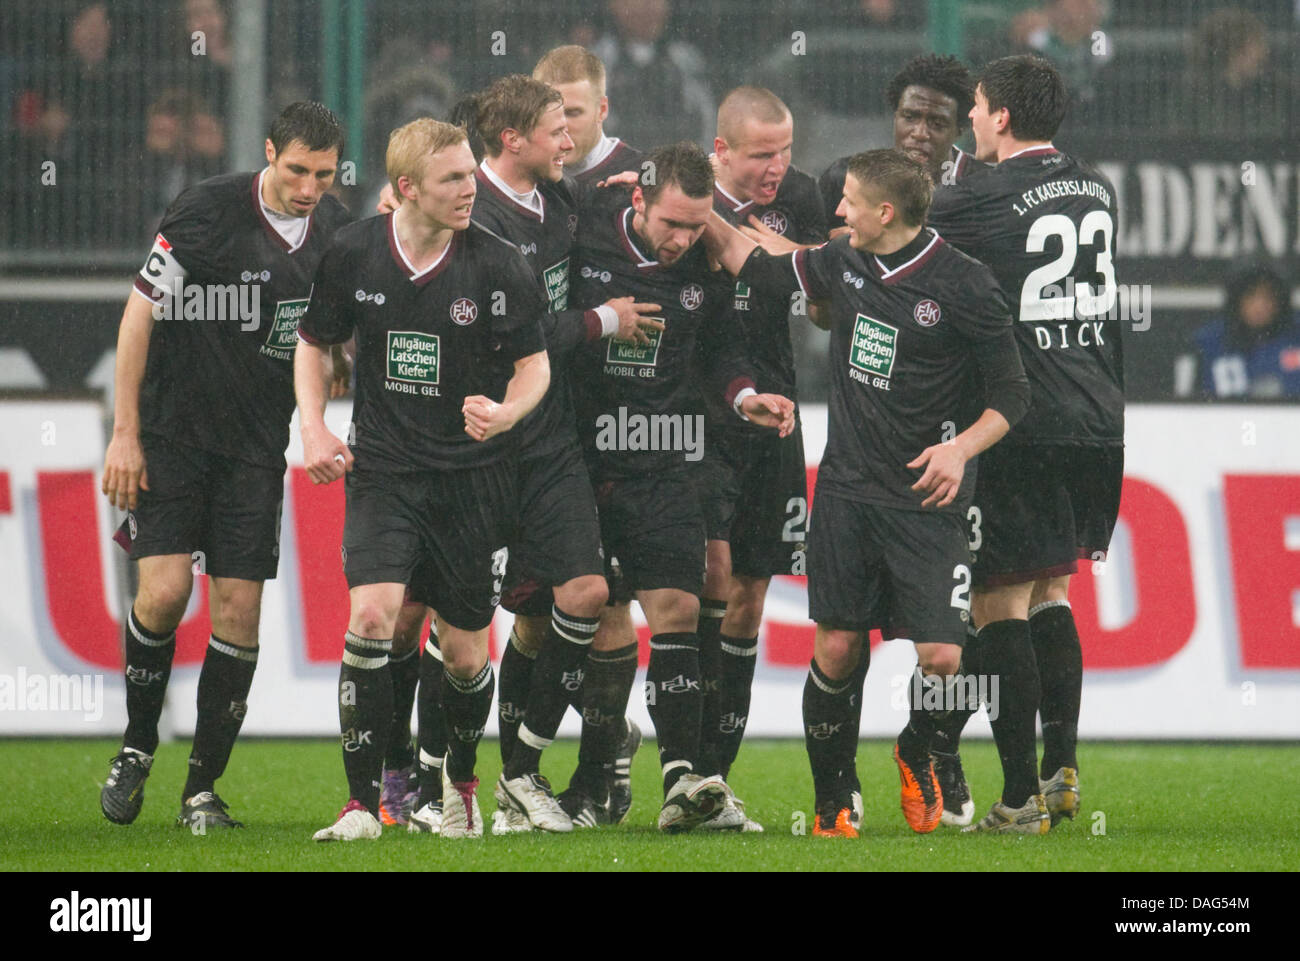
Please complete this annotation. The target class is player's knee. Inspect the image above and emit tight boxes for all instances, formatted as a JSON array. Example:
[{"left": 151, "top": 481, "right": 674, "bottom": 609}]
[
  {"left": 659, "top": 595, "right": 701, "bottom": 635},
  {"left": 918, "top": 647, "right": 961, "bottom": 677},
  {"left": 511, "top": 614, "right": 547, "bottom": 654},
  {"left": 725, "top": 580, "right": 768, "bottom": 636},
  {"left": 440, "top": 633, "right": 488, "bottom": 678},
  {"left": 350, "top": 600, "right": 400, "bottom": 640},
  {"left": 815, "top": 629, "right": 861, "bottom": 680},
  {"left": 555, "top": 575, "right": 608, "bottom": 618},
  {"left": 135, "top": 575, "right": 192, "bottom": 630}
]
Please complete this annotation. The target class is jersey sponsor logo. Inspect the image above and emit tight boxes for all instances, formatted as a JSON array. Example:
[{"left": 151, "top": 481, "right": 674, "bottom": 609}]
[
  {"left": 354, "top": 288, "right": 386, "bottom": 305},
  {"left": 759, "top": 209, "right": 789, "bottom": 234},
  {"left": 842, "top": 270, "right": 865, "bottom": 290},
  {"left": 733, "top": 280, "right": 751, "bottom": 311},
  {"left": 680, "top": 283, "right": 704, "bottom": 311},
  {"left": 913, "top": 299, "right": 941, "bottom": 327},
  {"left": 387, "top": 331, "right": 440, "bottom": 386},
  {"left": 849, "top": 314, "right": 898, "bottom": 382},
  {"left": 241, "top": 270, "right": 271, "bottom": 283},
  {"left": 450, "top": 298, "right": 478, "bottom": 326},
  {"left": 543, "top": 257, "right": 570, "bottom": 311},
  {"left": 605, "top": 327, "right": 662, "bottom": 368},
  {"left": 263, "top": 298, "right": 310, "bottom": 356},
  {"left": 580, "top": 265, "right": 612, "bottom": 283}
]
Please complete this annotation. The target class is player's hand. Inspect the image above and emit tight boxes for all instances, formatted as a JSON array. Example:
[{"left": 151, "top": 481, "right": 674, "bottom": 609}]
[
  {"left": 908, "top": 442, "right": 968, "bottom": 508},
  {"left": 102, "top": 431, "right": 149, "bottom": 511},
  {"left": 376, "top": 183, "right": 401, "bottom": 214},
  {"left": 596, "top": 170, "right": 639, "bottom": 189},
  {"left": 303, "top": 422, "right": 352, "bottom": 484},
  {"left": 329, "top": 343, "right": 353, "bottom": 399},
  {"left": 463, "top": 395, "right": 515, "bottom": 441},
  {"left": 606, "top": 296, "right": 664, "bottom": 344},
  {"left": 741, "top": 215, "right": 801, "bottom": 255},
  {"left": 741, "top": 393, "right": 796, "bottom": 437},
  {"left": 828, "top": 225, "right": 852, "bottom": 240}
]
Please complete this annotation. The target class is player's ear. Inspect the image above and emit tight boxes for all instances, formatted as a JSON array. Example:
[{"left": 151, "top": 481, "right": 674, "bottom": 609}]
[
  {"left": 502, "top": 127, "right": 521, "bottom": 154},
  {"left": 713, "top": 136, "right": 728, "bottom": 162},
  {"left": 631, "top": 186, "right": 645, "bottom": 214},
  {"left": 264, "top": 138, "right": 276, "bottom": 165},
  {"left": 598, "top": 96, "right": 609, "bottom": 124}
]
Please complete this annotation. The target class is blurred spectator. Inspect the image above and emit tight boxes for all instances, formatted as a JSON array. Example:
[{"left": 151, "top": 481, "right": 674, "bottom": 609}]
[
  {"left": 1175, "top": 260, "right": 1300, "bottom": 400},
  {"left": 1010, "top": 0, "right": 1114, "bottom": 115},
  {"left": 136, "top": 89, "right": 227, "bottom": 235},
  {"left": 179, "top": 0, "right": 233, "bottom": 117},
  {"left": 1182, "top": 8, "right": 1288, "bottom": 135},
  {"left": 591, "top": 0, "right": 715, "bottom": 148}
]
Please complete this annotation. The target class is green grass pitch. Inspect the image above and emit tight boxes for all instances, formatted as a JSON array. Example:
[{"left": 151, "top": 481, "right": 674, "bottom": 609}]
[{"left": 6, "top": 738, "right": 1296, "bottom": 871}]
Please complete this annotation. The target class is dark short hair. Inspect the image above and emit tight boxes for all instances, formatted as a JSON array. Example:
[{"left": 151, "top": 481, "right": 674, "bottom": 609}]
[
  {"left": 845, "top": 149, "right": 933, "bottom": 227},
  {"left": 887, "top": 54, "right": 975, "bottom": 130},
  {"left": 269, "top": 101, "right": 345, "bottom": 157},
  {"left": 448, "top": 91, "right": 486, "bottom": 162},
  {"left": 978, "top": 55, "right": 1068, "bottom": 142},
  {"left": 641, "top": 141, "right": 714, "bottom": 207},
  {"left": 476, "top": 74, "right": 563, "bottom": 157}
]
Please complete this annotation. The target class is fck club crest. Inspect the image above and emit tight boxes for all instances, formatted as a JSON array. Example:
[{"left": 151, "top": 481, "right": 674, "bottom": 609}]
[
  {"left": 450, "top": 297, "right": 478, "bottom": 325},
  {"left": 914, "top": 299, "right": 941, "bottom": 327},
  {"left": 760, "top": 209, "right": 789, "bottom": 234},
  {"left": 680, "top": 283, "right": 704, "bottom": 311}
]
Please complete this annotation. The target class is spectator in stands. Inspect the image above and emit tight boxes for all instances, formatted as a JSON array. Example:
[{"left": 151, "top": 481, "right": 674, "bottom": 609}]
[
  {"left": 592, "top": 0, "right": 715, "bottom": 148},
  {"left": 1007, "top": 0, "right": 1113, "bottom": 118},
  {"left": 180, "top": 0, "right": 233, "bottom": 117},
  {"left": 1183, "top": 8, "right": 1287, "bottom": 135},
  {"left": 137, "top": 90, "right": 226, "bottom": 234},
  {"left": 1176, "top": 260, "right": 1300, "bottom": 400}
]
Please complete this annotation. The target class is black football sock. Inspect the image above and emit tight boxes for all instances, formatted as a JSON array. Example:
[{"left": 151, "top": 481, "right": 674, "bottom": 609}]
[
  {"left": 1031, "top": 601, "right": 1083, "bottom": 776},
  {"left": 803, "top": 655, "right": 863, "bottom": 805},
  {"left": 645, "top": 631, "right": 702, "bottom": 794},
  {"left": 506, "top": 606, "right": 598, "bottom": 779},
  {"left": 931, "top": 627, "right": 981, "bottom": 756},
  {"left": 384, "top": 646, "right": 419, "bottom": 771},
  {"left": 978, "top": 618, "right": 1041, "bottom": 808},
  {"left": 571, "top": 641, "right": 638, "bottom": 802},
  {"left": 338, "top": 632, "right": 393, "bottom": 815},
  {"left": 826, "top": 651, "right": 868, "bottom": 796},
  {"left": 442, "top": 660, "right": 494, "bottom": 784},
  {"left": 415, "top": 631, "right": 446, "bottom": 808},
  {"left": 496, "top": 628, "right": 535, "bottom": 765},
  {"left": 897, "top": 666, "right": 945, "bottom": 770},
  {"left": 712, "top": 633, "right": 758, "bottom": 780},
  {"left": 183, "top": 635, "right": 258, "bottom": 799},
  {"left": 694, "top": 598, "right": 727, "bottom": 776},
  {"left": 122, "top": 607, "right": 176, "bottom": 756}
]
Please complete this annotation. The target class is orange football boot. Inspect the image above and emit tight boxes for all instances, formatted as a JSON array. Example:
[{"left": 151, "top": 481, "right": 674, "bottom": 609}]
[{"left": 893, "top": 744, "right": 942, "bottom": 833}]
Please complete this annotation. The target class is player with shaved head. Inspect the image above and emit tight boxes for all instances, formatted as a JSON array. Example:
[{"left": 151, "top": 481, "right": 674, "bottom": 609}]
[{"left": 691, "top": 86, "right": 826, "bottom": 829}]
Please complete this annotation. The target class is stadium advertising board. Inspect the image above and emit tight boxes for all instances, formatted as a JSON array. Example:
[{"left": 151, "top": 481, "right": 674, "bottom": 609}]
[{"left": 1, "top": 400, "right": 1296, "bottom": 738}]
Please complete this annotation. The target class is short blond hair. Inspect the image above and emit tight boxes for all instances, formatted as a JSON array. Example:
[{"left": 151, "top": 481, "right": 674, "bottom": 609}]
[
  {"left": 386, "top": 118, "right": 468, "bottom": 196},
  {"left": 716, "top": 86, "right": 791, "bottom": 146},
  {"left": 533, "top": 45, "right": 606, "bottom": 96}
]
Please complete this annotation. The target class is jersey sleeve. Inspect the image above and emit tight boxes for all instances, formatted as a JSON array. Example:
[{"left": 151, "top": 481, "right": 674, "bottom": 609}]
[
  {"left": 491, "top": 252, "right": 547, "bottom": 362},
  {"left": 954, "top": 263, "right": 1030, "bottom": 427},
  {"left": 697, "top": 268, "right": 757, "bottom": 407},
  {"left": 299, "top": 237, "right": 358, "bottom": 346},
  {"left": 737, "top": 243, "right": 834, "bottom": 304},
  {"left": 134, "top": 184, "right": 218, "bottom": 302}
]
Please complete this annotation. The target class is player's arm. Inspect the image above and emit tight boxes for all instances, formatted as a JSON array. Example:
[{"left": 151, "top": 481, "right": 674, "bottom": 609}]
[
  {"left": 463, "top": 350, "right": 550, "bottom": 441},
  {"left": 101, "top": 292, "right": 159, "bottom": 510},
  {"left": 294, "top": 336, "right": 354, "bottom": 484},
  {"left": 700, "top": 274, "right": 795, "bottom": 437},
  {"left": 909, "top": 286, "right": 1030, "bottom": 509},
  {"left": 548, "top": 299, "right": 665, "bottom": 356}
]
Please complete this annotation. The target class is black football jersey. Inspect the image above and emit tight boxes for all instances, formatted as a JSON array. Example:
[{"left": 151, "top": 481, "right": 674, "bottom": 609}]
[
  {"left": 707, "top": 166, "right": 827, "bottom": 430},
  {"left": 569, "top": 138, "right": 645, "bottom": 186},
  {"left": 739, "top": 228, "right": 1027, "bottom": 514},
  {"left": 927, "top": 146, "right": 1123, "bottom": 446},
  {"left": 819, "top": 145, "right": 980, "bottom": 230},
  {"left": 570, "top": 195, "right": 755, "bottom": 480},
  {"left": 299, "top": 215, "right": 546, "bottom": 472},
  {"left": 133, "top": 171, "right": 351, "bottom": 468}
]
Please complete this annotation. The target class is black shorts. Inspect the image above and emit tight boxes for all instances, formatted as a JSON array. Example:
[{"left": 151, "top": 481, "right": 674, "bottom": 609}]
[
  {"left": 807, "top": 488, "right": 972, "bottom": 644},
  {"left": 696, "top": 422, "right": 808, "bottom": 578},
  {"left": 970, "top": 443, "right": 1123, "bottom": 588},
  {"left": 346, "top": 462, "right": 516, "bottom": 632},
  {"left": 596, "top": 469, "right": 705, "bottom": 603},
  {"left": 500, "top": 444, "right": 605, "bottom": 617},
  {"left": 116, "top": 433, "right": 284, "bottom": 581}
]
